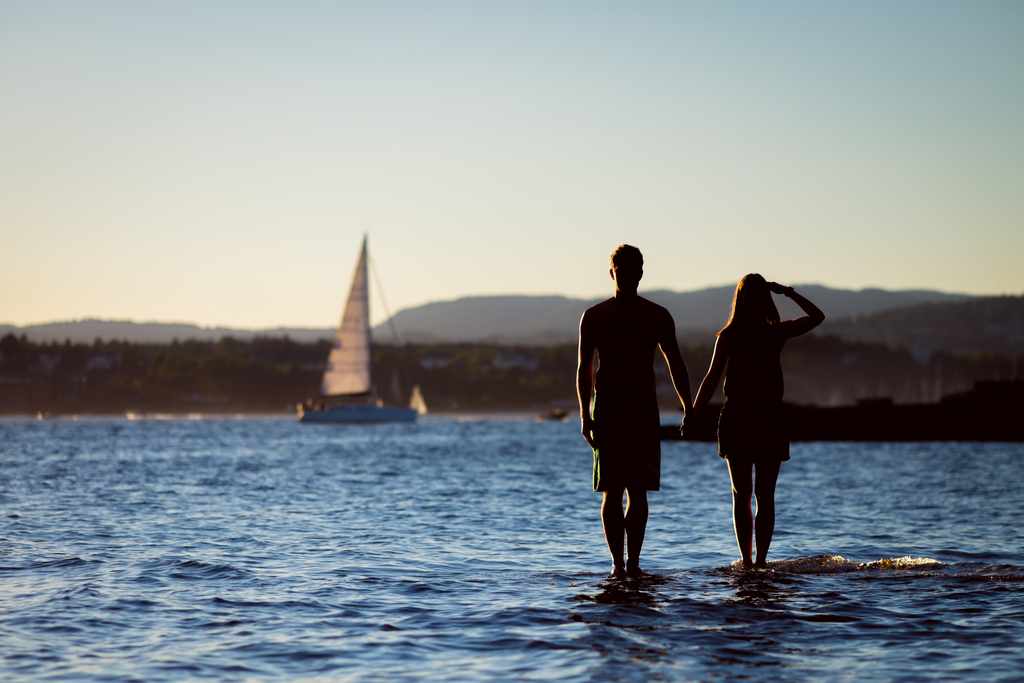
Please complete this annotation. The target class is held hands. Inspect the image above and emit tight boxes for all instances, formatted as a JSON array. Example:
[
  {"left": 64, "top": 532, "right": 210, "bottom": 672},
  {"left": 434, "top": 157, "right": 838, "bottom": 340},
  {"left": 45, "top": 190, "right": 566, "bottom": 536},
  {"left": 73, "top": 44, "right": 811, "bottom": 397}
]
[
  {"left": 581, "top": 417, "right": 598, "bottom": 449},
  {"left": 679, "top": 409, "right": 698, "bottom": 440}
]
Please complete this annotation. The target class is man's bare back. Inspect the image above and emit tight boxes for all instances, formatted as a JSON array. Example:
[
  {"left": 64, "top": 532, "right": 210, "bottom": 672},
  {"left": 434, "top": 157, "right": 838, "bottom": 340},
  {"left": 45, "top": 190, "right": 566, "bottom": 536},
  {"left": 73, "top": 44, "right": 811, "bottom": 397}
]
[{"left": 585, "top": 296, "right": 672, "bottom": 402}]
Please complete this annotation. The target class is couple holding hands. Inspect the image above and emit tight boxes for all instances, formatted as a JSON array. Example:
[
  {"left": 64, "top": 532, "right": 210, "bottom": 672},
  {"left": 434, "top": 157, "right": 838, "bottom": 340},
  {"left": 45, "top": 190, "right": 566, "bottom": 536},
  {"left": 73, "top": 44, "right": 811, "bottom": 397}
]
[{"left": 576, "top": 244, "right": 825, "bottom": 578}]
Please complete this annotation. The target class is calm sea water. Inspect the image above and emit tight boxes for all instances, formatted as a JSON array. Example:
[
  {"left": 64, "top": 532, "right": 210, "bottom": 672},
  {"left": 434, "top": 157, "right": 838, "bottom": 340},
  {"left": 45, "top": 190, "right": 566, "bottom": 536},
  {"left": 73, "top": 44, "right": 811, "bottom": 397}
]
[{"left": 1, "top": 417, "right": 1022, "bottom": 681}]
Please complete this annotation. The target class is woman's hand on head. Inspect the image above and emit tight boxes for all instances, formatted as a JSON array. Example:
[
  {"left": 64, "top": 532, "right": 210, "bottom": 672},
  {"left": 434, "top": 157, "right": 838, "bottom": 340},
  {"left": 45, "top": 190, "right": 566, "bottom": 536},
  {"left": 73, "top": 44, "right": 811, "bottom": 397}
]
[{"left": 768, "top": 281, "right": 791, "bottom": 296}]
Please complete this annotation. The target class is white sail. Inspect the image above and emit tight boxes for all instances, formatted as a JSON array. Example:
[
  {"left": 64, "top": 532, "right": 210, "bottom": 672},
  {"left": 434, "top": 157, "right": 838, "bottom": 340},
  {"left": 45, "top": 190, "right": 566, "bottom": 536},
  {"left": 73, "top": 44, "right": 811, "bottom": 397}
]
[
  {"left": 321, "top": 238, "right": 372, "bottom": 396},
  {"left": 409, "top": 384, "right": 428, "bottom": 415}
]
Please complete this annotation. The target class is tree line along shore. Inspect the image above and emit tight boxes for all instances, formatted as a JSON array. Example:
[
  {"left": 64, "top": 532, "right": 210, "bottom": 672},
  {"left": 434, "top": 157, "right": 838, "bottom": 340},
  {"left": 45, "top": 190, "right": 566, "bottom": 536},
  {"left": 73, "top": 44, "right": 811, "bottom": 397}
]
[{"left": 0, "top": 333, "right": 1020, "bottom": 416}]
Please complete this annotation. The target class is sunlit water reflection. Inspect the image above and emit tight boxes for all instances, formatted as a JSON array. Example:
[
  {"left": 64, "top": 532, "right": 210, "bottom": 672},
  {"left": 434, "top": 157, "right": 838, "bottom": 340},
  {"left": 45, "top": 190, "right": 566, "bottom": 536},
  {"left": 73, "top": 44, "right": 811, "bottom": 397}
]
[{"left": 1, "top": 418, "right": 1021, "bottom": 680}]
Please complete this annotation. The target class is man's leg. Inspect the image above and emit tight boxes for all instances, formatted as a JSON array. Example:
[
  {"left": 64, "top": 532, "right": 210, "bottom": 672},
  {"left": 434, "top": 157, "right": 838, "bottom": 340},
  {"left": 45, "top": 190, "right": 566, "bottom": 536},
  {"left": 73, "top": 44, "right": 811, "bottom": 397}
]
[
  {"left": 726, "top": 458, "right": 754, "bottom": 568},
  {"left": 753, "top": 460, "right": 781, "bottom": 567},
  {"left": 601, "top": 486, "right": 626, "bottom": 577},
  {"left": 624, "top": 486, "right": 648, "bottom": 577}
]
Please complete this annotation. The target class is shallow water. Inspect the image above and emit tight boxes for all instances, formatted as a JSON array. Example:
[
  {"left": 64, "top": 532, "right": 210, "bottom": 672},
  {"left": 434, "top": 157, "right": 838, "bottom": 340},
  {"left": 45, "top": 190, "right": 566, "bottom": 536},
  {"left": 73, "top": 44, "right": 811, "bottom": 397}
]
[{"left": 1, "top": 417, "right": 1022, "bottom": 681}]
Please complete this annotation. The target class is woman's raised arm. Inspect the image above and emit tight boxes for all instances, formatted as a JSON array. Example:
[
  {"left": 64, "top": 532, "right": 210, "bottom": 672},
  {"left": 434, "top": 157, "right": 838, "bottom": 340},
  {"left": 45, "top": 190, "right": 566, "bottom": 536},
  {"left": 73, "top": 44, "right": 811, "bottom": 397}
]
[{"left": 770, "top": 283, "right": 825, "bottom": 338}]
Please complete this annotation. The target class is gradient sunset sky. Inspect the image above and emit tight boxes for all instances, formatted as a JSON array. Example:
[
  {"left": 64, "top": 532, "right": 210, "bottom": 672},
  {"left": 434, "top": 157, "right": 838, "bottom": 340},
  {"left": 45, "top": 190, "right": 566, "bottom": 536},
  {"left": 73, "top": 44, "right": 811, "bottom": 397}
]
[{"left": 3, "top": 2, "right": 1022, "bottom": 327}]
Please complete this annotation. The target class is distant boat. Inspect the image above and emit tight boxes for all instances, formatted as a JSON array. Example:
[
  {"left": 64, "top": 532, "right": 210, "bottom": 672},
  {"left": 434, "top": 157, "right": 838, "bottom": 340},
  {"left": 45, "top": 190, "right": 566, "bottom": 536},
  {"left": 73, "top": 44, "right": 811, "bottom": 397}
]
[
  {"left": 298, "top": 237, "right": 417, "bottom": 424},
  {"left": 409, "top": 384, "right": 428, "bottom": 416},
  {"left": 538, "top": 407, "right": 569, "bottom": 422}
]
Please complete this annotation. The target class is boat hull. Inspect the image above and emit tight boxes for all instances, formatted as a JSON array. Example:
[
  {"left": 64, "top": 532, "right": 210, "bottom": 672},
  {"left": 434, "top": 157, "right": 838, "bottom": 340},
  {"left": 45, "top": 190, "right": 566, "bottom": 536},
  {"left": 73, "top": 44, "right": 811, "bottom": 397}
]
[{"left": 298, "top": 403, "right": 417, "bottom": 424}]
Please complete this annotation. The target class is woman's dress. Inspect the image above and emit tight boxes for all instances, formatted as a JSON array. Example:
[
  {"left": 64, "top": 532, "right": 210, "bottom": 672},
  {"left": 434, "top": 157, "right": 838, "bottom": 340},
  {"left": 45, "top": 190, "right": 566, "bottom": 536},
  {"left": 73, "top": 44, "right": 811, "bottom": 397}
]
[{"left": 717, "top": 324, "right": 791, "bottom": 463}]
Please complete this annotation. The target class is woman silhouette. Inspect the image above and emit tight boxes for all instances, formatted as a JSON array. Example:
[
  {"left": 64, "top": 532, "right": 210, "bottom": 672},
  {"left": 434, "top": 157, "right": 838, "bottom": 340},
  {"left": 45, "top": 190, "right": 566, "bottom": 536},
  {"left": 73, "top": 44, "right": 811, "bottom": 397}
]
[{"left": 692, "top": 275, "right": 825, "bottom": 569}]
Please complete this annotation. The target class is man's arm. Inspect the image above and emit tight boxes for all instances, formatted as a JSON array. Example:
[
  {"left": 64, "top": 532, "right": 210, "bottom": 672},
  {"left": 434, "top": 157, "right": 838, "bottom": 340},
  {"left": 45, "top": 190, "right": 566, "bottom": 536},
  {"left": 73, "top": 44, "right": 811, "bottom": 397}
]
[
  {"left": 658, "top": 311, "right": 693, "bottom": 415},
  {"left": 576, "top": 310, "right": 597, "bottom": 448}
]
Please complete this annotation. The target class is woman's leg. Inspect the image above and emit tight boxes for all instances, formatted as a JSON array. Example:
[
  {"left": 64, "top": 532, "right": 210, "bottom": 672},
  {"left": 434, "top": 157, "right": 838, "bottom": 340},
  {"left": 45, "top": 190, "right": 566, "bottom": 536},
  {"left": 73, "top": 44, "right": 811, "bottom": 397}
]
[
  {"left": 753, "top": 460, "right": 782, "bottom": 567},
  {"left": 726, "top": 458, "right": 754, "bottom": 568}
]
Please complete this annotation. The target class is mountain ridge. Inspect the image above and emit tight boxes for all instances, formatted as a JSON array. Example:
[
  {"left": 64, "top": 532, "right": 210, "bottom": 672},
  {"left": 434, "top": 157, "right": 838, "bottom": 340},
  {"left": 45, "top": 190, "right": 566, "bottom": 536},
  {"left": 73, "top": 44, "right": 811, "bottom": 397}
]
[
  {"left": 4, "top": 285, "right": 1012, "bottom": 352},
  {"left": 373, "top": 284, "right": 974, "bottom": 344}
]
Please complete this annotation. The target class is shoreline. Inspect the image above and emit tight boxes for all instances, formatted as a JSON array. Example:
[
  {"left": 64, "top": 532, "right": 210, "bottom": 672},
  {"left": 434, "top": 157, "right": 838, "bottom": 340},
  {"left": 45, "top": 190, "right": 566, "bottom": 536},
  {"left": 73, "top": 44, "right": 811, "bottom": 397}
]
[{"left": 0, "top": 410, "right": 555, "bottom": 421}]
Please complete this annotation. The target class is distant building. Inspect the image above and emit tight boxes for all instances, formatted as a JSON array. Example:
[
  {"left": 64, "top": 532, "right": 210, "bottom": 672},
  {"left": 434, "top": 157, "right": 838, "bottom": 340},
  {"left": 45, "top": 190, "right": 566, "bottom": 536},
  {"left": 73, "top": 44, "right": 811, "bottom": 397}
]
[
  {"left": 420, "top": 356, "right": 453, "bottom": 370},
  {"left": 492, "top": 353, "right": 539, "bottom": 371},
  {"left": 34, "top": 354, "right": 61, "bottom": 376},
  {"left": 85, "top": 352, "right": 121, "bottom": 372}
]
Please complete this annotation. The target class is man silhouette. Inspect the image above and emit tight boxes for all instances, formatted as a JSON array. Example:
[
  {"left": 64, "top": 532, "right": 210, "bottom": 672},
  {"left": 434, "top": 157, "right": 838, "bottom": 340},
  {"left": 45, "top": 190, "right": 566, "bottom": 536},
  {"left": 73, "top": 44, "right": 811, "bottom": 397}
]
[{"left": 576, "top": 244, "right": 692, "bottom": 578}]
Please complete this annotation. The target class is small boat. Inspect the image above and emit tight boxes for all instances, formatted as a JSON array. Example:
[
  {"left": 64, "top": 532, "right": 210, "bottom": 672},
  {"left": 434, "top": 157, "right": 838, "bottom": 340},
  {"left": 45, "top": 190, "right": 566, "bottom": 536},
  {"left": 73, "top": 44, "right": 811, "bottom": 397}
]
[
  {"left": 538, "top": 407, "right": 569, "bottom": 422},
  {"left": 298, "top": 237, "right": 417, "bottom": 424},
  {"left": 409, "top": 384, "right": 428, "bottom": 416}
]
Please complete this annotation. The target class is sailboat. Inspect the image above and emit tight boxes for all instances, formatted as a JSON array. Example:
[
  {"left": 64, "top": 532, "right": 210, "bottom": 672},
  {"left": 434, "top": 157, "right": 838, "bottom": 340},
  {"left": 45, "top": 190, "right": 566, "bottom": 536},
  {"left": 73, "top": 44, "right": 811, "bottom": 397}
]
[
  {"left": 297, "top": 237, "right": 418, "bottom": 424},
  {"left": 409, "top": 384, "right": 428, "bottom": 416}
]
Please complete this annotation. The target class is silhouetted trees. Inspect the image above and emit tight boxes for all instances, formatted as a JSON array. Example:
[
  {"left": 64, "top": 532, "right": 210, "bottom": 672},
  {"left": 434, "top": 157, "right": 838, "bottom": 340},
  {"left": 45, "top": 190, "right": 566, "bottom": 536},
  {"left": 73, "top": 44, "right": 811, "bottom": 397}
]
[{"left": 0, "top": 333, "right": 1019, "bottom": 415}]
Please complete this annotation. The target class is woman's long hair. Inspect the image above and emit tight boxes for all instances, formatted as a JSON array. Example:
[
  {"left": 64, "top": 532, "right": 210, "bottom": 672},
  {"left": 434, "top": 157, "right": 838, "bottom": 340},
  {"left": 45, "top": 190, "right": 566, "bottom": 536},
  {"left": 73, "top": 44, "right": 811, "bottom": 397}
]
[{"left": 717, "top": 273, "right": 780, "bottom": 336}]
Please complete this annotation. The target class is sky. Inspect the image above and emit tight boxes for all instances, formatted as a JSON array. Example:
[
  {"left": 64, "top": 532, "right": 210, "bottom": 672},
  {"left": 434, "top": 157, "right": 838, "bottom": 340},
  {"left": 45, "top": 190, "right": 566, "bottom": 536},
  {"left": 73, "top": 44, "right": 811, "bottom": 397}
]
[{"left": 3, "top": 2, "right": 1022, "bottom": 327}]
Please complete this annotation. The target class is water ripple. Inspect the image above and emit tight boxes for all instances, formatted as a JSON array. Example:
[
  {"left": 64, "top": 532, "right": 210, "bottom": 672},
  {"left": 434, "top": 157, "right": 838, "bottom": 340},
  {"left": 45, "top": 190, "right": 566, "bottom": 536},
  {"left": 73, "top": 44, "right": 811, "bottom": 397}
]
[{"left": 0, "top": 418, "right": 1022, "bottom": 681}]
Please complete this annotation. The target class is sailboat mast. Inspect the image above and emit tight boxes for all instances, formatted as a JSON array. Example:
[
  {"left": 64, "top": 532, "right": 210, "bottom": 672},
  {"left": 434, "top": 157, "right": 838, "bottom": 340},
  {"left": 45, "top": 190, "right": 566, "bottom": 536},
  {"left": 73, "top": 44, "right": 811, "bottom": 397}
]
[{"left": 361, "top": 236, "right": 372, "bottom": 395}]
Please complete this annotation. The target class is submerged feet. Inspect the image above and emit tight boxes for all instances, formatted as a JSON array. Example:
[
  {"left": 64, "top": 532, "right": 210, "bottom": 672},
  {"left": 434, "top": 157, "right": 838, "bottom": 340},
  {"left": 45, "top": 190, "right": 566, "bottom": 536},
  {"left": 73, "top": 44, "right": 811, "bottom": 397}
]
[
  {"left": 609, "top": 562, "right": 645, "bottom": 579},
  {"left": 732, "top": 558, "right": 771, "bottom": 572},
  {"left": 732, "top": 558, "right": 755, "bottom": 571}
]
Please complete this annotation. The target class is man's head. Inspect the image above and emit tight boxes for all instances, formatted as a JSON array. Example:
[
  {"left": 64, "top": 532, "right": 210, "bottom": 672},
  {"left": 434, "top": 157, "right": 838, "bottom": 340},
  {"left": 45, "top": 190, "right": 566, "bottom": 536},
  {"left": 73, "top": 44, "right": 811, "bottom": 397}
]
[{"left": 609, "top": 244, "right": 643, "bottom": 294}]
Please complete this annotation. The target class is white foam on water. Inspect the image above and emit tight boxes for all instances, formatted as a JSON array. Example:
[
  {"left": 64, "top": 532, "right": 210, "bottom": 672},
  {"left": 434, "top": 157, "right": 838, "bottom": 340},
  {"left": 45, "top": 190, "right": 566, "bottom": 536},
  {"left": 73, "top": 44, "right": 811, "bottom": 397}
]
[
  {"left": 767, "top": 554, "right": 860, "bottom": 574},
  {"left": 728, "top": 554, "right": 943, "bottom": 575},
  {"left": 860, "top": 555, "right": 942, "bottom": 570}
]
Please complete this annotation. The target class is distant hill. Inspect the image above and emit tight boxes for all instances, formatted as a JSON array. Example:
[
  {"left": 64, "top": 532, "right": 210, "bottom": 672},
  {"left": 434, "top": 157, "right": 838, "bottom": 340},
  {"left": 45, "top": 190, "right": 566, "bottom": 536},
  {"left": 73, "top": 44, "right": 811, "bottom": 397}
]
[
  {"left": 0, "top": 319, "right": 334, "bottom": 344},
  {"left": 1, "top": 285, "right": 974, "bottom": 346},
  {"left": 821, "top": 296, "right": 1024, "bottom": 359},
  {"left": 372, "top": 285, "right": 971, "bottom": 344}
]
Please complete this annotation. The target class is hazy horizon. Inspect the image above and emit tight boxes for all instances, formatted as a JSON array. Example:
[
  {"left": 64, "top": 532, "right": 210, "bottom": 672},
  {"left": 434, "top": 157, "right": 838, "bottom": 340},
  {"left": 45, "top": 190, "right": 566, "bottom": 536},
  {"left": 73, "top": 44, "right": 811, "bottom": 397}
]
[
  {"left": 4, "top": 3, "right": 1022, "bottom": 327},
  {"left": 2, "top": 279, "right": 1006, "bottom": 332}
]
